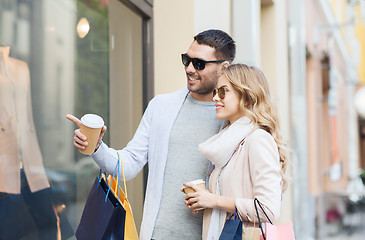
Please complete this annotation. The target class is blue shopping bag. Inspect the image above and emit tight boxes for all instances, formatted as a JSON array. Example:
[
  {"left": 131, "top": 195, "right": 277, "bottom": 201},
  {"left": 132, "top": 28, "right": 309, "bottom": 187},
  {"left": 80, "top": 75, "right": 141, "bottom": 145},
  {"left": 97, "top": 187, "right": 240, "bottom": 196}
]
[
  {"left": 75, "top": 176, "right": 126, "bottom": 240},
  {"left": 219, "top": 208, "right": 242, "bottom": 240}
]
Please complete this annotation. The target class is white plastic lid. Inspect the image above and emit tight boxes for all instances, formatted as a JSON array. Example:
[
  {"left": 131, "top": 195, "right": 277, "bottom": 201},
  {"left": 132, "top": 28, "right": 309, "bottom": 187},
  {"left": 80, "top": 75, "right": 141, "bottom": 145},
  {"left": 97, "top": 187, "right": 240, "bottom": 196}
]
[
  {"left": 182, "top": 179, "right": 205, "bottom": 188},
  {"left": 190, "top": 179, "right": 205, "bottom": 184},
  {"left": 81, "top": 114, "right": 104, "bottom": 128}
]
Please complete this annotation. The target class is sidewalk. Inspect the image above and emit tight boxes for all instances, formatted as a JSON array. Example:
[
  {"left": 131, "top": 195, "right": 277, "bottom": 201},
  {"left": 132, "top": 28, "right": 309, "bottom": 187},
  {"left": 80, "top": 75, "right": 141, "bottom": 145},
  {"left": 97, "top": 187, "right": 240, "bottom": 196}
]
[
  {"left": 326, "top": 222, "right": 365, "bottom": 240},
  {"left": 330, "top": 232, "right": 364, "bottom": 240}
]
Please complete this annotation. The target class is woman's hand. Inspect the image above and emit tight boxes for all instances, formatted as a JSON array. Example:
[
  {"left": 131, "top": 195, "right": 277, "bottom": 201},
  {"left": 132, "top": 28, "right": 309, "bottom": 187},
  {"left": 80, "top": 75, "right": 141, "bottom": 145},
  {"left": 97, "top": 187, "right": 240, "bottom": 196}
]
[
  {"left": 181, "top": 182, "right": 236, "bottom": 214},
  {"left": 182, "top": 182, "right": 218, "bottom": 213}
]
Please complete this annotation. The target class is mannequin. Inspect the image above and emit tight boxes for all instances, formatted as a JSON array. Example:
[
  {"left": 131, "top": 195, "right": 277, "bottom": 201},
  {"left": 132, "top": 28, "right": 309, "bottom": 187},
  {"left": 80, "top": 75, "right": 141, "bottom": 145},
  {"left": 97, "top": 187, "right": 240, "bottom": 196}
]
[
  {"left": 0, "top": 46, "right": 49, "bottom": 193},
  {"left": 0, "top": 46, "right": 58, "bottom": 240}
]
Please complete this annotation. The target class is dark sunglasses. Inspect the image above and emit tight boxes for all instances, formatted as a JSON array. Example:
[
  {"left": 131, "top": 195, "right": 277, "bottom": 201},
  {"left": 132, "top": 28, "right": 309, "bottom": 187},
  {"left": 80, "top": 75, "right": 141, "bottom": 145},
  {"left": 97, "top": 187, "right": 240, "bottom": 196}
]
[
  {"left": 181, "top": 53, "right": 224, "bottom": 70},
  {"left": 213, "top": 86, "right": 227, "bottom": 99}
]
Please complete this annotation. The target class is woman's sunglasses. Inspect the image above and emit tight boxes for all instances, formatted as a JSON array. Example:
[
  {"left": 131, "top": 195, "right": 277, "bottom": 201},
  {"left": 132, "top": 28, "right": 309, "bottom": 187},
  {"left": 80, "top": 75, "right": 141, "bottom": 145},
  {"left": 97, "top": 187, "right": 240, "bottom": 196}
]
[
  {"left": 181, "top": 53, "right": 224, "bottom": 70},
  {"left": 213, "top": 86, "right": 227, "bottom": 99}
]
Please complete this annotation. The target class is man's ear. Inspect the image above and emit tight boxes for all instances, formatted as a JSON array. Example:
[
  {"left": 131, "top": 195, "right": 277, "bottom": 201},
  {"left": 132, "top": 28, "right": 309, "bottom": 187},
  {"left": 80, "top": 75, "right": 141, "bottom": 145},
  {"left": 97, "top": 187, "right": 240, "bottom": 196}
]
[
  {"left": 218, "top": 61, "right": 230, "bottom": 75},
  {"left": 222, "top": 61, "right": 230, "bottom": 69}
]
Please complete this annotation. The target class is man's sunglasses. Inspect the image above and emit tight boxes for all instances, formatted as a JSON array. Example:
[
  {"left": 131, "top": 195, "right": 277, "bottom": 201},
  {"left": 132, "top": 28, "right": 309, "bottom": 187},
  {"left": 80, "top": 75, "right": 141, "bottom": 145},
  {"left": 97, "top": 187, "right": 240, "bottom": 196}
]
[
  {"left": 213, "top": 86, "right": 227, "bottom": 99},
  {"left": 181, "top": 53, "right": 224, "bottom": 70}
]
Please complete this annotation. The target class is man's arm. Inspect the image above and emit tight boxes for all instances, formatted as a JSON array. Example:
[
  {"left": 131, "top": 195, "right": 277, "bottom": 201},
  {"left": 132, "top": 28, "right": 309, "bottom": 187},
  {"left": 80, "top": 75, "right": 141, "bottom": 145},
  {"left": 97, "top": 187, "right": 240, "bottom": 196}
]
[
  {"left": 66, "top": 96, "right": 156, "bottom": 180},
  {"left": 65, "top": 114, "right": 107, "bottom": 152}
]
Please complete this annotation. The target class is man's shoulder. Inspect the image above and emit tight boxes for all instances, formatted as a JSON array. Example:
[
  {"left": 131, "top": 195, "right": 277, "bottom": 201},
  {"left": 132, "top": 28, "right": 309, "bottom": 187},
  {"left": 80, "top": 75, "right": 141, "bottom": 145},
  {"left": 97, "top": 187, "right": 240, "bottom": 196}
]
[
  {"left": 151, "top": 88, "right": 188, "bottom": 103},
  {"left": 144, "top": 88, "right": 188, "bottom": 120}
]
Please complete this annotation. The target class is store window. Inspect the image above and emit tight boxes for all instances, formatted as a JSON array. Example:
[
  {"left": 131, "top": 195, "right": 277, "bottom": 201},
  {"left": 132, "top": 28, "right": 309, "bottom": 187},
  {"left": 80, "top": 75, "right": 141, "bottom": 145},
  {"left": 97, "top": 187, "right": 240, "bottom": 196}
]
[{"left": 0, "top": 0, "right": 152, "bottom": 238}]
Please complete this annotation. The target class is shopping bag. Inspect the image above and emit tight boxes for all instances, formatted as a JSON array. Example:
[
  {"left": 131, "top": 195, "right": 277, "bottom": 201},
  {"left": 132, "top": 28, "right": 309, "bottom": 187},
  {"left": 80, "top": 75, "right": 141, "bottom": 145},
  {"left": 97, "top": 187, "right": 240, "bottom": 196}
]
[
  {"left": 75, "top": 165, "right": 126, "bottom": 240},
  {"left": 106, "top": 152, "right": 139, "bottom": 240},
  {"left": 242, "top": 226, "right": 261, "bottom": 240},
  {"left": 219, "top": 208, "right": 262, "bottom": 240},
  {"left": 264, "top": 221, "right": 295, "bottom": 240},
  {"left": 75, "top": 176, "right": 126, "bottom": 240},
  {"left": 219, "top": 208, "right": 242, "bottom": 240},
  {"left": 254, "top": 198, "right": 295, "bottom": 240}
]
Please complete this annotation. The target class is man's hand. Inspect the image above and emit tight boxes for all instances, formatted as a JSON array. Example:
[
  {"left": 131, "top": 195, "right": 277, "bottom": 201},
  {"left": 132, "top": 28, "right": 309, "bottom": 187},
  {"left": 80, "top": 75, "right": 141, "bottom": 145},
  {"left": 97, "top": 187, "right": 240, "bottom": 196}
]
[{"left": 65, "top": 114, "right": 107, "bottom": 152}]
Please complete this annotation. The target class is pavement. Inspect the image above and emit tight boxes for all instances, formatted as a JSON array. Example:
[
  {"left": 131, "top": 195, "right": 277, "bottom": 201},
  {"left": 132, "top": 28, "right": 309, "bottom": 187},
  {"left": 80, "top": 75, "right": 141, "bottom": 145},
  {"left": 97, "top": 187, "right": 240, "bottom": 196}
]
[
  {"left": 325, "top": 224, "right": 365, "bottom": 240},
  {"left": 329, "top": 233, "right": 365, "bottom": 240}
]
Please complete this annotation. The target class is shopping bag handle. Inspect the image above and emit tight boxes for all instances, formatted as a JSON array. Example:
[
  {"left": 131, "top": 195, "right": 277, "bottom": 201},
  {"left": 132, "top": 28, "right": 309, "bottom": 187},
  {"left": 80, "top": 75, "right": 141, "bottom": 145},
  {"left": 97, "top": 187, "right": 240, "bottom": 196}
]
[
  {"left": 227, "top": 208, "right": 240, "bottom": 221},
  {"left": 97, "top": 170, "right": 108, "bottom": 188},
  {"left": 116, "top": 151, "right": 128, "bottom": 198},
  {"left": 97, "top": 169, "right": 102, "bottom": 188},
  {"left": 105, "top": 156, "right": 120, "bottom": 203},
  {"left": 96, "top": 151, "right": 127, "bottom": 204},
  {"left": 254, "top": 198, "right": 273, "bottom": 240}
]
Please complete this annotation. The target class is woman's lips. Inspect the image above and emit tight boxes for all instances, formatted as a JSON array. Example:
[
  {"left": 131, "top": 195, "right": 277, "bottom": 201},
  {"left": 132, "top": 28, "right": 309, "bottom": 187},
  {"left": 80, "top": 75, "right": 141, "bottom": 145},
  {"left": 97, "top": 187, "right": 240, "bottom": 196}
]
[{"left": 215, "top": 104, "right": 223, "bottom": 111}]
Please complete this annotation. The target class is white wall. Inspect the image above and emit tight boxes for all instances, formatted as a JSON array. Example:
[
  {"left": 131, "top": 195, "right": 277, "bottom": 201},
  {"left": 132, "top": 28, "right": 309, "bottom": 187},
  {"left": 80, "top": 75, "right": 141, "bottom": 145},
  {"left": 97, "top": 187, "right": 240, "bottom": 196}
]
[
  {"left": 194, "top": 0, "right": 231, "bottom": 35},
  {"left": 154, "top": 0, "right": 195, "bottom": 95},
  {"left": 261, "top": 0, "right": 293, "bottom": 226},
  {"left": 232, "top": 0, "right": 261, "bottom": 66},
  {"left": 154, "top": 0, "right": 233, "bottom": 95}
]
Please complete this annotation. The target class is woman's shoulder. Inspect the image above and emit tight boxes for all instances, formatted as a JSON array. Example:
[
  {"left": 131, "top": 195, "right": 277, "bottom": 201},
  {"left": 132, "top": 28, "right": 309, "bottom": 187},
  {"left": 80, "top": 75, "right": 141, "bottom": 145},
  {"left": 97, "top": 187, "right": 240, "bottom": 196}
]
[
  {"left": 246, "top": 128, "right": 276, "bottom": 146},
  {"left": 249, "top": 128, "right": 272, "bottom": 138},
  {"left": 244, "top": 129, "right": 280, "bottom": 165}
]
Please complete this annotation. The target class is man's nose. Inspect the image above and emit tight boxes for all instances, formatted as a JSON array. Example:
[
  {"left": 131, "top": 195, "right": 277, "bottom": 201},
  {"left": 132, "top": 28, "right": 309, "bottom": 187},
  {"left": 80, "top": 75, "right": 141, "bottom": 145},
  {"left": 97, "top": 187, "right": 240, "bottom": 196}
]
[{"left": 185, "top": 61, "right": 196, "bottom": 74}]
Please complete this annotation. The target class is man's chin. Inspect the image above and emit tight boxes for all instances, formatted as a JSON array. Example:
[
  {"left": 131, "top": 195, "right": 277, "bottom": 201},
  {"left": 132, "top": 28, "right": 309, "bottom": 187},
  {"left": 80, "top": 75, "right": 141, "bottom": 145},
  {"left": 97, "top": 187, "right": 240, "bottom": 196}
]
[
  {"left": 187, "top": 83, "right": 195, "bottom": 90},
  {"left": 188, "top": 86, "right": 213, "bottom": 96},
  {"left": 187, "top": 85, "right": 201, "bottom": 94}
]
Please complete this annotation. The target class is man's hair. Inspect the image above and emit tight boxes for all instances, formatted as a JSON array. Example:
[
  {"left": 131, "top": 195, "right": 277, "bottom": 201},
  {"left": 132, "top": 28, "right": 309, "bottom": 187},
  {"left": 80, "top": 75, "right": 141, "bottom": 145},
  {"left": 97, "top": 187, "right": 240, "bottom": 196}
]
[{"left": 194, "top": 29, "right": 236, "bottom": 63}]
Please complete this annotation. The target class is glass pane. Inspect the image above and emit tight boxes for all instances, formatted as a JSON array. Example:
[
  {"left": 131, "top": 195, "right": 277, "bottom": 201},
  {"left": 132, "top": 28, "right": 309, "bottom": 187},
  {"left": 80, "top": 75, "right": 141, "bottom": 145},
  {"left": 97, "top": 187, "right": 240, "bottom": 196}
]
[{"left": 0, "top": 0, "right": 111, "bottom": 238}]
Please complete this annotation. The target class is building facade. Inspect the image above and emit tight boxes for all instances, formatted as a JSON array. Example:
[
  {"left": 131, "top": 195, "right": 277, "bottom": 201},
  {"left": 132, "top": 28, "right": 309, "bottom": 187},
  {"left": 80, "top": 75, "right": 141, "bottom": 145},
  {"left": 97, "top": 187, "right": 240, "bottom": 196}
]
[{"left": 1, "top": 0, "right": 364, "bottom": 239}]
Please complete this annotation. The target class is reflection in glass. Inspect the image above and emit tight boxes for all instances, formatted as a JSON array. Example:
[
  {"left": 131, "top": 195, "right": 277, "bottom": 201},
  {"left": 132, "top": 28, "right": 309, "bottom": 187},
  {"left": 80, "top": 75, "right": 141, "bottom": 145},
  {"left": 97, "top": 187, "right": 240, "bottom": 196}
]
[
  {"left": 0, "top": 0, "right": 110, "bottom": 238},
  {"left": 76, "top": 17, "right": 90, "bottom": 39}
]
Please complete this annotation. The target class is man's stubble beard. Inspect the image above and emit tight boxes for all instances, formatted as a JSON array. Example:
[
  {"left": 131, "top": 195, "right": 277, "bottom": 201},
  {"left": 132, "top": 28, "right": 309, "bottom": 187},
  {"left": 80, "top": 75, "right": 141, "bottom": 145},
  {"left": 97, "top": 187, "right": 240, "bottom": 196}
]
[{"left": 187, "top": 73, "right": 219, "bottom": 95}]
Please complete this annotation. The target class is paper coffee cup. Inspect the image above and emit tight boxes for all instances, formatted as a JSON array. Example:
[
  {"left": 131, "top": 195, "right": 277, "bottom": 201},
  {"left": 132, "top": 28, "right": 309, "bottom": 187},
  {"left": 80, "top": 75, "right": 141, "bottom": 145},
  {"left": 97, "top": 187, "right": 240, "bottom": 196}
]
[
  {"left": 79, "top": 114, "right": 104, "bottom": 155},
  {"left": 183, "top": 179, "right": 206, "bottom": 211}
]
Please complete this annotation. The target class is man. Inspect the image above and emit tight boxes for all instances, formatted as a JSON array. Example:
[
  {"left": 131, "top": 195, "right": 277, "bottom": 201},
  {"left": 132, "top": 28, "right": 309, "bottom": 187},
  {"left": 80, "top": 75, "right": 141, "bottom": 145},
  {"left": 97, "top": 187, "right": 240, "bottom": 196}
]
[{"left": 66, "top": 29, "right": 236, "bottom": 240}]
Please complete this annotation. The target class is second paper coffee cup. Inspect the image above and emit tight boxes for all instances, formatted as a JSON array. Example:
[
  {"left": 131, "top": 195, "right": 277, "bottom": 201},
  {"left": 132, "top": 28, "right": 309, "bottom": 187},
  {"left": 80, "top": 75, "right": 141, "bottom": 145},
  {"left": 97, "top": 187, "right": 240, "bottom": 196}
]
[
  {"left": 182, "top": 179, "right": 206, "bottom": 211},
  {"left": 182, "top": 179, "right": 206, "bottom": 194},
  {"left": 79, "top": 114, "right": 104, "bottom": 155}
]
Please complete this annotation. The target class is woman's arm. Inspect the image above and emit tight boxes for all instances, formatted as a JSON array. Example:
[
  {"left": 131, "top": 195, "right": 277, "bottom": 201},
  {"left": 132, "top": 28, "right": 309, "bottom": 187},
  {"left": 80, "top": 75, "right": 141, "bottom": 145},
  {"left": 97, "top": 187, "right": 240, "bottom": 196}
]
[
  {"left": 236, "top": 131, "right": 282, "bottom": 222},
  {"left": 182, "top": 182, "right": 236, "bottom": 214}
]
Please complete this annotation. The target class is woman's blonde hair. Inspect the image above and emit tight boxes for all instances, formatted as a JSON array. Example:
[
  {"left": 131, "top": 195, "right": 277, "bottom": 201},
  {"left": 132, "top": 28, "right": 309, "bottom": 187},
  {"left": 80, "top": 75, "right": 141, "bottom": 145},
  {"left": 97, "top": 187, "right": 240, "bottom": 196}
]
[{"left": 222, "top": 64, "right": 288, "bottom": 191}]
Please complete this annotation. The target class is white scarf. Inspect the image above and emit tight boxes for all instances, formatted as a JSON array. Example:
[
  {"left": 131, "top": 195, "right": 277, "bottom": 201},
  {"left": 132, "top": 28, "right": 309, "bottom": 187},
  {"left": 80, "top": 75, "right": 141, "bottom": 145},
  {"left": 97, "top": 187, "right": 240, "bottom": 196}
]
[
  {"left": 199, "top": 116, "right": 255, "bottom": 169},
  {"left": 199, "top": 116, "right": 255, "bottom": 239}
]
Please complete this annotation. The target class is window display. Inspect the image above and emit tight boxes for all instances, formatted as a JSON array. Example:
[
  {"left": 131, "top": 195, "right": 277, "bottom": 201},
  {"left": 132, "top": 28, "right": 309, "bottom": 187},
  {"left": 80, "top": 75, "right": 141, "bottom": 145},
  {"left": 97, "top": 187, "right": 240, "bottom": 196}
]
[
  {"left": 0, "top": 0, "right": 111, "bottom": 238},
  {"left": 0, "top": 45, "right": 62, "bottom": 240}
]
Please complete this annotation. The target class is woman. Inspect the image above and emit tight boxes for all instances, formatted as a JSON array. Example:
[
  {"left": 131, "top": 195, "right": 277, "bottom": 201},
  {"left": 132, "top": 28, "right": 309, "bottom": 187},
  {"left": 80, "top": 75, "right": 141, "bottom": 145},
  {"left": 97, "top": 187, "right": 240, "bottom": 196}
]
[{"left": 183, "top": 64, "right": 287, "bottom": 239}]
